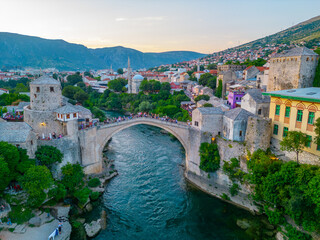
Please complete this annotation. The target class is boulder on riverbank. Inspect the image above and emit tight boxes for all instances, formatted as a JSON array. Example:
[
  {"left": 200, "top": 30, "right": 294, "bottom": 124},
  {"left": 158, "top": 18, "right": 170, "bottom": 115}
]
[{"left": 84, "top": 219, "right": 102, "bottom": 238}]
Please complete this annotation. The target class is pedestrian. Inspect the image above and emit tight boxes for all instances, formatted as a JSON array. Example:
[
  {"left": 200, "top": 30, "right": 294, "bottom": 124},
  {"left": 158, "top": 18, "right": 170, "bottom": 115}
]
[
  {"left": 58, "top": 221, "right": 63, "bottom": 234},
  {"left": 7, "top": 218, "right": 12, "bottom": 225}
]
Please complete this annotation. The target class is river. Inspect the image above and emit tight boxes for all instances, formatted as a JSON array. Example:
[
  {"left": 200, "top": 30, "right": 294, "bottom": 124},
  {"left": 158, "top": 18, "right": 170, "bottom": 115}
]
[{"left": 89, "top": 112, "right": 274, "bottom": 240}]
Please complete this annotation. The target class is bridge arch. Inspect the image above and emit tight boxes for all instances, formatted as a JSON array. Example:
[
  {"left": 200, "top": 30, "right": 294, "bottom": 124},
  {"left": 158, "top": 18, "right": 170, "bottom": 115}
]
[{"left": 94, "top": 118, "right": 191, "bottom": 172}]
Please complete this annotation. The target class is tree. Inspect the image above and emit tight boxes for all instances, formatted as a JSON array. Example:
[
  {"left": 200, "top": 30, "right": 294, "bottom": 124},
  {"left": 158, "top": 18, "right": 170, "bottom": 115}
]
[
  {"left": 313, "top": 53, "right": 320, "bottom": 87},
  {"left": 62, "top": 85, "right": 80, "bottom": 99},
  {"left": 15, "top": 83, "right": 29, "bottom": 93},
  {"left": 61, "top": 163, "right": 84, "bottom": 193},
  {"left": 117, "top": 68, "right": 124, "bottom": 75},
  {"left": 203, "top": 103, "right": 213, "bottom": 107},
  {"left": 194, "top": 95, "right": 210, "bottom": 102},
  {"left": 74, "top": 91, "right": 89, "bottom": 104},
  {"left": 139, "top": 101, "right": 152, "bottom": 112},
  {"left": 20, "top": 165, "right": 53, "bottom": 207},
  {"left": 67, "top": 73, "right": 83, "bottom": 85},
  {"left": 0, "top": 141, "right": 20, "bottom": 176},
  {"left": 314, "top": 118, "right": 320, "bottom": 145},
  {"left": 215, "top": 80, "right": 223, "bottom": 98},
  {"left": 199, "top": 73, "right": 213, "bottom": 86},
  {"left": 35, "top": 146, "right": 63, "bottom": 170},
  {"left": 160, "top": 82, "right": 171, "bottom": 91},
  {"left": 48, "top": 183, "right": 67, "bottom": 202},
  {"left": 199, "top": 142, "right": 220, "bottom": 172},
  {"left": 207, "top": 63, "right": 217, "bottom": 70},
  {"left": 108, "top": 79, "right": 124, "bottom": 92},
  {"left": 0, "top": 157, "right": 10, "bottom": 192},
  {"left": 280, "top": 131, "right": 309, "bottom": 163}
]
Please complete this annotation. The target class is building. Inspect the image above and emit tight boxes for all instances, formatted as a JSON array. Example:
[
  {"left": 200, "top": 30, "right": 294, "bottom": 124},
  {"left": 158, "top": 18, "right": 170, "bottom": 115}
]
[
  {"left": 0, "top": 122, "right": 37, "bottom": 157},
  {"left": 130, "top": 74, "right": 144, "bottom": 94},
  {"left": 263, "top": 87, "right": 320, "bottom": 161},
  {"left": 200, "top": 87, "right": 213, "bottom": 97},
  {"left": 241, "top": 89, "right": 270, "bottom": 117},
  {"left": 192, "top": 107, "right": 224, "bottom": 135},
  {"left": 223, "top": 108, "right": 254, "bottom": 142},
  {"left": 217, "top": 64, "right": 246, "bottom": 73},
  {"left": 243, "top": 66, "right": 265, "bottom": 81},
  {"left": 267, "top": 47, "right": 319, "bottom": 91},
  {"left": 217, "top": 70, "right": 237, "bottom": 99},
  {"left": 0, "top": 88, "right": 9, "bottom": 95},
  {"left": 227, "top": 90, "right": 245, "bottom": 109}
]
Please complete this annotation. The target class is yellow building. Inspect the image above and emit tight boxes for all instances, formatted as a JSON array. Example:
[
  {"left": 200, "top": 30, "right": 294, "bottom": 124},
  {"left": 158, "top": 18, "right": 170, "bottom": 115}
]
[{"left": 263, "top": 87, "right": 320, "bottom": 157}]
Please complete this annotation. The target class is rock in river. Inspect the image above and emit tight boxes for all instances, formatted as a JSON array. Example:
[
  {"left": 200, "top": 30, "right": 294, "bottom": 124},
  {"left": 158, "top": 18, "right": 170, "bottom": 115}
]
[{"left": 84, "top": 219, "right": 102, "bottom": 238}]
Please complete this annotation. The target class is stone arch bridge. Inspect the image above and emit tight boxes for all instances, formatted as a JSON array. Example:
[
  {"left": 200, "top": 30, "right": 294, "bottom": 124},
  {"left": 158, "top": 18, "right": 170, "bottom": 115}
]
[{"left": 78, "top": 117, "right": 206, "bottom": 175}]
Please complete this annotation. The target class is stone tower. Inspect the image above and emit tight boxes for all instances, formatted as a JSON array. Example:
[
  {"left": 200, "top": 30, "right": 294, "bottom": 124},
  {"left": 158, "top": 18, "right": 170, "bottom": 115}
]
[
  {"left": 24, "top": 75, "right": 64, "bottom": 134},
  {"left": 267, "top": 47, "right": 319, "bottom": 91},
  {"left": 30, "top": 75, "right": 62, "bottom": 111},
  {"left": 127, "top": 57, "right": 132, "bottom": 93}
]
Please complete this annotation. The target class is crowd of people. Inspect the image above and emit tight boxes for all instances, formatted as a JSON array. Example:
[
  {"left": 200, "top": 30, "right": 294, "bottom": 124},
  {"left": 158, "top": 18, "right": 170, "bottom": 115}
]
[
  {"left": 102, "top": 112, "right": 180, "bottom": 125},
  {"left": 1, "top": 112, "right": 24, "bottom": 121},
  {"left": 38, "top": 132, "right": 64, "bottom": 140}
]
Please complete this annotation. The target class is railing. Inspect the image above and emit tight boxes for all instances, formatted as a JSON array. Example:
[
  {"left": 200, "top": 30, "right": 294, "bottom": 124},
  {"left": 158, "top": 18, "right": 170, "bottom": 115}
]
[{"left": 97, "top": 116, "right": 191, "bottom": 129}]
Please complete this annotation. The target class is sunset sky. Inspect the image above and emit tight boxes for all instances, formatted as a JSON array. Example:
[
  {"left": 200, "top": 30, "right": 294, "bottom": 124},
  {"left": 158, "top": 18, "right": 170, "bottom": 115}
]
[{"left": 0, "top": 0, "right": 319, "bottom": 53}]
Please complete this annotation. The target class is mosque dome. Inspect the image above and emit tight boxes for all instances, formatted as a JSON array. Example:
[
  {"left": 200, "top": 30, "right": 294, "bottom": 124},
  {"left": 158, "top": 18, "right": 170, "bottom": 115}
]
[{"left": 132, "top": 75, "right": 144, "bottom": 81}]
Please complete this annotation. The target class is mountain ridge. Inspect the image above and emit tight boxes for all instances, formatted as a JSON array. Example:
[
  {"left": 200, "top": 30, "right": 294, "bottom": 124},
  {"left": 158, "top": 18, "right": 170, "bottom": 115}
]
[{"left": 0, "top": 32, "right": 205, "bottom": 71}]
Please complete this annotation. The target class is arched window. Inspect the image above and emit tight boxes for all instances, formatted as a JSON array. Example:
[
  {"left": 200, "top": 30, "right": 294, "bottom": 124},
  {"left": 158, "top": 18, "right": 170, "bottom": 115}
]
[{"left": 306, "top": 57, "right": 309, "bottom": 61}]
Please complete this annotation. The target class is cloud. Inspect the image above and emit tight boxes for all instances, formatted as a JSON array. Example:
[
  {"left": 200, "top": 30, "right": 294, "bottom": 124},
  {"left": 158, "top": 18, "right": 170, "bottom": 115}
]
[{"left": 115, "top": 16, "right": 164, "bottom": 22}]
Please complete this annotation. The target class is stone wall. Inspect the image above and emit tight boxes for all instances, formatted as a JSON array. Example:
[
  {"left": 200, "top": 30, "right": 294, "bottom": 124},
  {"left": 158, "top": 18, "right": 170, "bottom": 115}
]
[
  {"left": 192, "top": 109, "right": 223, "bottom": 136},
  {"left": 271, "top": 138, "right": 320, "bottom": 165},
  {"left": 24, "top": 107, "right": 64, "bottom": 136},
  {"left": 30, "top": 83, "right": 62, "bottom": 111},
  {"left": 245, "top": 116, "right": 272, "bottom": 153}
]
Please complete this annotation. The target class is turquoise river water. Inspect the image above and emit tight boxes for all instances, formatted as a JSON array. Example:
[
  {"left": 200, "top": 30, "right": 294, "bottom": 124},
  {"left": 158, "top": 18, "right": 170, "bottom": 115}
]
[{"left": 89, "top": 112, "right": 274, "bottom": 240}]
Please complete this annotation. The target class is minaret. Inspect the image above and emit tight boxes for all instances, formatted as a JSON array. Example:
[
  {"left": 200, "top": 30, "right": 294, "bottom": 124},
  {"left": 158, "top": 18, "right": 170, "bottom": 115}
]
[
  {"left": 127, "top": 57, "right": 132, "bottom": 93},
  {"left": 196, "top": 60, "right": 200, "bottom": 81},
  {"left": 110, "top": 65, "right": 113, "bottom": 74}
]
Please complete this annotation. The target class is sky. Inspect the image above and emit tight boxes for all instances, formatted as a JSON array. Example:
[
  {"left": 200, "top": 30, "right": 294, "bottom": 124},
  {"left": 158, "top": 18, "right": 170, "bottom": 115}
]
[{"left": 0, "top": 0, "right": 319, "bottom": 54}]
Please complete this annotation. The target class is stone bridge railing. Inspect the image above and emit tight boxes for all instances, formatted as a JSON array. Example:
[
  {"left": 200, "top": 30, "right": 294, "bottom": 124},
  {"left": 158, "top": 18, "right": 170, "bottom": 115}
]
[{"left": 96, "top": 117, "right": 191, "bottom": 130}]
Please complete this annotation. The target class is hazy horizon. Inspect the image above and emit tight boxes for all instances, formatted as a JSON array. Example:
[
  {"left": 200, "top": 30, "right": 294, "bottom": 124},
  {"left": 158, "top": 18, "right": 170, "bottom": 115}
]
[{"left": 0, "top": 0, "right": 319, "bottom": 54}]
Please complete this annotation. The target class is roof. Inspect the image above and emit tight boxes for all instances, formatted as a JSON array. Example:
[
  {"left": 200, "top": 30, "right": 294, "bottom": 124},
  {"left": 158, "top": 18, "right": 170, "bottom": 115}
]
[
  {"left": 0, "top": 88, "right": 9, "bottom": 92},
  {"left": 30, "top": 75, "right": 60, "bottom": 85},
  {"left": 245, "top": 89, "right": 270, "bottom": 103},
  {"left": 54, "top": 104, "right": 79, "bottom": 114},
  {"left": 73, "top": 104, "right": 92, "bottom": 116},
  {"left": 224, "top": 108, "right": 254, "bottom": 121},
  {"left": 262, "top": 87, "right": 320, "bottom": 103},
  {"left": 0, "top": 122, "right": 33, "bottom": 142},
  {"left": 196, "top": 107, "right": 223, "bottom": 115},
  {"left": 274, "top": 47, "right": 318, "bottom": 58},
  {"left": 132, "top": 75, "right": 144, "bottom": 81}
]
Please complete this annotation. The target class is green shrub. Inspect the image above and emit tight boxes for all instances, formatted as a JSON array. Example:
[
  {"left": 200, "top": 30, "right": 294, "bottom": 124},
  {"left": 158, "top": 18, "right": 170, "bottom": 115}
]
[
  {"left": 90, "top": 191, "right": 100, "bottom": 201},
  {"left": 9, "top": 205, "right": 34, "bottom": 224},
  {"left": 221, "top": 193, "right": 230, "bottom": 201},
  {"left": 74, "top": 187, "right": 91, "bottom": 205},
  {"left": 284, "top": 224, "right": 312, "bottom": 240},
  {"left": 199, "top": 142, "right": 220, "bottom": 172},
  {"left": 88, "top": 178, "right": 101, "bottom": 188},
  {"left": 229, "top": 183, "right": 240, "bottom": 196},
  {"left": 223, "top": 158, "right": 245, "bottom": 182}
]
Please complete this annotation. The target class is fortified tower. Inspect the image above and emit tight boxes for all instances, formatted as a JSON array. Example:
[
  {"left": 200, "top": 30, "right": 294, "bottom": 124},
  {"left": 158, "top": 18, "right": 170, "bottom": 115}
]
[
  {"left": 267, "top": 47, "right": 319, "bottom": 91},
  {"left": 24, "top": 75, "right": 64, "bottom": 135}
]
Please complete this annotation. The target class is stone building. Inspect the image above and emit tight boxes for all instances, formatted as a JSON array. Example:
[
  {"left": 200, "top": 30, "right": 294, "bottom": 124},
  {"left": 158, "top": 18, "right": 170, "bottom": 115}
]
[
  {"left": 267, "top": 47, "right": 319, "bottom": 91},
  {"left": 192, "top": 107, "right": 224, "bottom": 136},
  {"left": 217, "top": 70, "right": 237, "bottom": 99},
  {"left": 0, "top": 122, "right": 37, "bottom": 157},
  {"left": 241, "top": 89, "right": 270, "bottom": 117},
  {"left": 129, "top": 74, "right": 144, "bottom": 94},
  {"left": 223, "top": 108, "right": 254, "bottom": 142}
]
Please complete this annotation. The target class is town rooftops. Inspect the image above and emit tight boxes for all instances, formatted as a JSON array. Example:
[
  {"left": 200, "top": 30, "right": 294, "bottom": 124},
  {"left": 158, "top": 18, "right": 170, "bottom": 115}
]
[
  {"left": 196, "top": 107, "right": 224, "bottom": 115},
  {"left": 0, "top": 122, "right": 33, "bottom": 142},
  {"left": 31, "top": 75, "right": 60, "bottom": 85},
  {"left": 245, "top": 89, "right": 270, "bottom": 103},
  {"left": 262, "top": 87, "right": 320, "bottom": 103},
  {"left": 274, "top": 47, "right": 318, "bottom": 58},
  {"left": 54, "top": 104, "right": 79, "bottom": 114},
  {"left": 224, "top": 108, "right": 254, "bottom": 121}
]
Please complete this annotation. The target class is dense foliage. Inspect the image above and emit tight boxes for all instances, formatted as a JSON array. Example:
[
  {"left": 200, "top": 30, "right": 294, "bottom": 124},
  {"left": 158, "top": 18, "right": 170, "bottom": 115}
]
[
  {"left": 313, "top": 49, "right": 320, "bottom": 87},
  {"left": 198, "top": 73, "right": 217, "bottom": 89},
  {"left": 199, "top": 142, "right": 220, "bottom": 172},
  {"left": 0, "top": 92, "right": 30, "bottom": 106},
  {"left": 35, "top": 145, "right": 63, "bottom": 169},
  {"left": 215, "top": 80, "right": 222, "bottom": 98},
  {"left": 247, "top": 149, "right": 320, "bottom": 235},
  {"left": 194, "top": 95, "right": 210, "bottom": 102},
  {"left": 280, "top": 131, "right": 309, "bottom": 163}
]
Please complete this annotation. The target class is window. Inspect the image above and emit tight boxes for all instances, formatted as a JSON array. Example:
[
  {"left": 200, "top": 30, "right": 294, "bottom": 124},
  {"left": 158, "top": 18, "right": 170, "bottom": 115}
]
[
  {"left": 195, "top": 121, "right": 199, "bottom": 126},
  {"left": 317, "top": 145, "right": 320, "bottom": 151},
  {"left": 258, "top": 109, "right": 262, "bottom": 115},
  {"left": 73, "top": 113, "right": 77, "bottom": 118},
  {"left": 67, "top": 114, "right": 70, "bottom": 119},
  {"left": 297, "top": 110, "right": 303, "bottom": 122},
  {"left": 273, "top": 124, "right": 279, "bottom": 135},
  {"left": 275, "top": 105, "right": 280, "bottom": 116},
  {"left": 306, "top": 135, "right": 312, "bottom": 147},
  {"left": 285, "top": 106, "right": 291, "bottom": 118},
  {"left": 31, "top": 140, "right": 33, "bottom": 145},
  {"left": 36, "top": 87, "right": 40, "bottom": 92},
  {"left": 50, "top": 87, "right": 54, "bottom": 92},
  {"left": 239, "top": 131, "right": 242, "bottom": 137},
  {"left": 308, "top": 112, "right": 315, "bottom": 125},
  {"left": 283, "top": 127, "right": 288, "bottom": 137},
  {"left": 307, "top": 57, "right": 309, "bottom": 61},
  {"left": 34, "top": 94, "right": 37, "bottom": 98}
]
